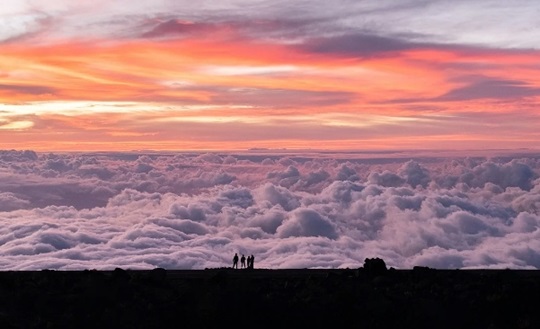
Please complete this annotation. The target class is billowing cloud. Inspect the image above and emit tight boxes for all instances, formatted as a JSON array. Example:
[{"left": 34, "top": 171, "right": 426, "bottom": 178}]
[
  {"left": 1, "top": 150, "right": 540, "bottom": 270},
  {"left": 277, "top": 208, "right": 338, "bottom": 239},
  {"left": 0, "top": 192, "right": 30, "bottom": 211}
]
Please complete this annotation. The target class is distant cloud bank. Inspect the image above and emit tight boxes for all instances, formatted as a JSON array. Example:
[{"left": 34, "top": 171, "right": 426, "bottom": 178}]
[{"left": 1, "top": 149, "right": 540, "bottom": 270}]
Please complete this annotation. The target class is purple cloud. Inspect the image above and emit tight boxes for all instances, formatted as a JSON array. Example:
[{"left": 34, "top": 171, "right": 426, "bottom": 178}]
[
  {"left": 0, "top": 84, "right": 56, "bottom": 95},
  {"left": 438, "top": 78, "right": 540, "bottom": 101},
  {"left": 299, "top": 33, "right": 415, "bottom": 57},
  {"left": 141, "top": 19, "right": 216, "bottom": 39},
  {"left": 389, "top": 76, "right": 540, "bottom": 103}
]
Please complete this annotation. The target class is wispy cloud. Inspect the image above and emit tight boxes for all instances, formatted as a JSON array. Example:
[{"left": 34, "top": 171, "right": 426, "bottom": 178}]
[
  {"left": 0, "top": 1, "right": 540, "bottom": 150},
  {"left": 437, "top": 77, "right": 540, "bottom": 101}
]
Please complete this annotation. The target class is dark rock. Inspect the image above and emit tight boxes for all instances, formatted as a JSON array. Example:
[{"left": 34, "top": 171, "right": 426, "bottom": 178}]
[
  {"left": 1, "top": 268, "right": 540, "bottom": 328},
  {"left": 149, "top": 267, "right": 167, "bottom": 281},
  {"left": 112, "top": 267, "right": 131, "bottom": 281}
]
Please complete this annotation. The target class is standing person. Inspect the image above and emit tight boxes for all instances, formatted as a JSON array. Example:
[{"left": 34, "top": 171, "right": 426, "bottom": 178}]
[
  {"left": 246, "top": 255, "right": 252, "bottom": 269},
  {"left": 233, "top": 253, "right": 239, "bottom": 269},
  {"left": 240, "top": 254, "right": 246, "bottom": 268},
  {"left": 250, "top": 254, "right": 255, "bottom": 269}
]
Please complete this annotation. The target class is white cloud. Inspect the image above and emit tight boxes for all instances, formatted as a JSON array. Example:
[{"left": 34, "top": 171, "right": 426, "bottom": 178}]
[
  {"left": 276, "top": 208, "right": 338, "bottom": 239},
  {"left": 3, "top": 0, "right": 539, "bottom": 49}
]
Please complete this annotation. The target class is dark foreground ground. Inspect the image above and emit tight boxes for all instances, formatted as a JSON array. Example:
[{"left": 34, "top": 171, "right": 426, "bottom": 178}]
[{"left": 1, "top": 267, "right": 539, "bottom": 329}]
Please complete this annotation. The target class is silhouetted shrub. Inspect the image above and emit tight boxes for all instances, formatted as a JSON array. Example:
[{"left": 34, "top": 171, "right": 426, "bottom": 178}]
[{"left": 363, "top": 257, "right": 387, "bottom": 276}]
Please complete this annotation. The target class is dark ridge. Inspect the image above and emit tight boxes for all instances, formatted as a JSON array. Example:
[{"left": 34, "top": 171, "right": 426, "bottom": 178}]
[{"left": 0, "top": 267, "right": 539, "bottom": 328}]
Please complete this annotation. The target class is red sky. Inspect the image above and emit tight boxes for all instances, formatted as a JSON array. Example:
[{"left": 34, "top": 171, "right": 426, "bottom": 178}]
[{"left": 1, "top": 0, "right": 540, "bottom": 151}]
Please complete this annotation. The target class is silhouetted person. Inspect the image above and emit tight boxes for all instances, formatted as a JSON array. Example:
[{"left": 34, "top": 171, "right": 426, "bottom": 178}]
[
  {"left": 250, "top": 254, "right": 255, "bottom": 269},
  {"left": 247, "top": 255, "right": 255, "bottom": 268},
  {"left": 240, "top": 254, "right": 246, "bottom": 268},
  {"left": 233, "top": 253, "right": 239, "bottom": 269}
]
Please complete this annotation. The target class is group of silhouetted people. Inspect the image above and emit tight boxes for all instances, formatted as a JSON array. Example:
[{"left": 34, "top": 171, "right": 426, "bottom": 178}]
[{"left": 233, "top": 253, "right": 255, "bottom": 269}]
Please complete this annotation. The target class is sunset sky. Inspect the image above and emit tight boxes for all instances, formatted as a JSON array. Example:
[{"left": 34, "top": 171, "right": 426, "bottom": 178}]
[
  {"left": 2, "top": 0, "right": 540, "bottom": 151},
  {"left": 3, "top": 1, "right": 540, "bottom": 272}
]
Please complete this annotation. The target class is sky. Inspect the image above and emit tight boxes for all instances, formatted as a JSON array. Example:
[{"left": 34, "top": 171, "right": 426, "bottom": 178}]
[
  {"left": 1, "top": 0, "right": 540, "bottom": 151},
  {"left": 2, "top": 1, "right": 540, "bottom": 271}
]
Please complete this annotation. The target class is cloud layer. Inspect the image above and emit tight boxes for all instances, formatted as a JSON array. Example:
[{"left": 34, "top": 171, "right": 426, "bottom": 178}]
[{"left": 1, "top": 149, "right": 540, "bottom": 270}]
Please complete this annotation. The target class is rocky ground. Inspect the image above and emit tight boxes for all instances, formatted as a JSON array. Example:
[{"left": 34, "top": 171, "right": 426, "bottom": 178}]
[{"left": 0, "top": 267, "right": 539, "bottom": 328}]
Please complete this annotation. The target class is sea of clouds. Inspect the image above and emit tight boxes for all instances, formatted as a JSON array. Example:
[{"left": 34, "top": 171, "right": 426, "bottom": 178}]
[{"left": 0, "top": 149, "right": 539, "bottom": 270}]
